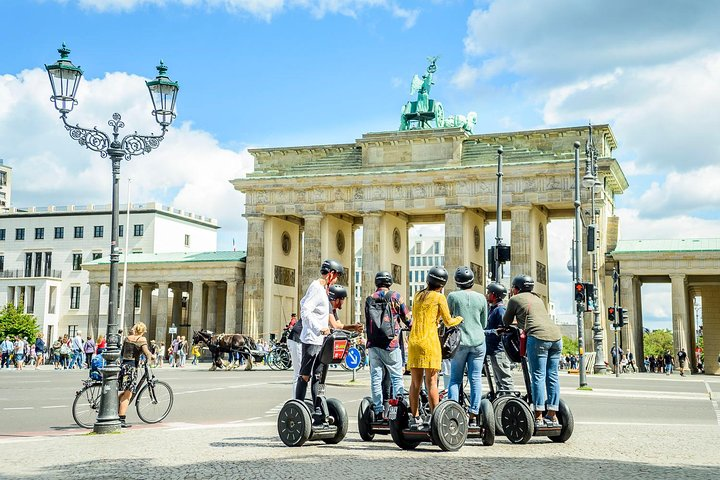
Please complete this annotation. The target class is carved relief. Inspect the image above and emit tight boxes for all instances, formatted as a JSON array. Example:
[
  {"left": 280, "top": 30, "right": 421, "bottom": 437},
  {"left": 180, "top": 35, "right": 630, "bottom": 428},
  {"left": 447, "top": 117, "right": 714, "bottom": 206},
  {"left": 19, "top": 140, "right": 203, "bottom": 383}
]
[
  {"left": 473, "top": 226, "right": 481, "bottom": 252},
  {"left": 281, "top": 231, "right": 291, "bottom": 256},
  {"left": 334, "top": 189, "right": 345, "bottom": 201},
  {"left": 392, "top": 264, "right": 402, "bottom": 285},
  {"left": 477, "top": 182, "right": 491, "bottom": 193},
  {"left": 336, "top": 230, "right": 346, "bottom": 254},
  {"left": 413, "top": 185, "right": 426, "bottom": 198},
  {"left": 538, "top": 223, "right": 545, "bottom": 250},
  {"left": 393, "top": 228, "right": 401, "bottom": 253},
  {"left": 470, "top": 262, "right": 483, "bottom": 285},
  {"left": 545, "top": 177, "right": 561, "bottom": 190},
  {"left": 310, "top": 189, "right": 324, "bottom": 202},
  {"left": 295, "top": 190, "right": 306, "bottom": 204},
  {"left": 354, "top": 188, "right": 364, "bottom": 200},
  {"left": 536, "top": 261, "right": 547, "bottom": 285},
  {"left": 435, "top": 183, "right": 448, "bottom": 196},
  {"left": 274, "top": 265, "right": 296, "bottom": 287},
  {"left": 257, "top": 192, "right": 269, "bottom": 205},
  {"left": 372, "top": 187, "right": 384, "bottom": 200},
  {"left": 524, "top": 178, "right": 537, "bottom": 191}
]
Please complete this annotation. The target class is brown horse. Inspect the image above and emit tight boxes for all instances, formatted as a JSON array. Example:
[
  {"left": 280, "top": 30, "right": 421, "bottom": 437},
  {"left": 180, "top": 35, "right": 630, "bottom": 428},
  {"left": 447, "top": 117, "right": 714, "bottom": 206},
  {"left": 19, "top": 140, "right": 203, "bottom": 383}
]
[{"left": 192, "top": 329, "right": 256, "bottom": 371}]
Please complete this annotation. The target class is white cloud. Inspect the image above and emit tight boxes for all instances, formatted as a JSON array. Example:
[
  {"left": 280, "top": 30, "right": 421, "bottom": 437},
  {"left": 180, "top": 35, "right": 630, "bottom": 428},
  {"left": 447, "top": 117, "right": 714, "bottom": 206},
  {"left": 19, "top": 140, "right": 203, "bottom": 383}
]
[
  {"left": 0, "top": 68, "right": 253, "bottom": 250},
  {"left": 635, "top": 166, "right": 720, "bottom": 218},
  {"left": 616, "top": 208, "right": 720, "bottom": 241}
]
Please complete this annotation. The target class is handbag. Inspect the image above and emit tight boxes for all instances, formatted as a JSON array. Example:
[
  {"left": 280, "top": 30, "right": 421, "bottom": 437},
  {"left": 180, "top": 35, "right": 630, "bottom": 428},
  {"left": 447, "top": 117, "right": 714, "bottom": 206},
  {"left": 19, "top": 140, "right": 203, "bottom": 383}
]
[{"left": 438, "top": 323, "right": 462, "bottom": 359}]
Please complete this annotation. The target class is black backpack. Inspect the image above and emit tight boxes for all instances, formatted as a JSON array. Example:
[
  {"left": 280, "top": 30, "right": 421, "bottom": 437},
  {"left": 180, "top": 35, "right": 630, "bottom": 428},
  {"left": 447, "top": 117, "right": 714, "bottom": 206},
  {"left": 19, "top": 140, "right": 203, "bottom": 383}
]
[{"left": 365, "top": 292, "right": 396, "bottom": 349}]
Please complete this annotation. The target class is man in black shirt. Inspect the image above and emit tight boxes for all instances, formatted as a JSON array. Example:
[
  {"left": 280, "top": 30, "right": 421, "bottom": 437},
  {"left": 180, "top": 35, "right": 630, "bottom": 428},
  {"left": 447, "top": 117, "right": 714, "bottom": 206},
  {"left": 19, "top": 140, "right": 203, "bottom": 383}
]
[{"left": 677, "top": 348, "right": 688, "bottom": 376}]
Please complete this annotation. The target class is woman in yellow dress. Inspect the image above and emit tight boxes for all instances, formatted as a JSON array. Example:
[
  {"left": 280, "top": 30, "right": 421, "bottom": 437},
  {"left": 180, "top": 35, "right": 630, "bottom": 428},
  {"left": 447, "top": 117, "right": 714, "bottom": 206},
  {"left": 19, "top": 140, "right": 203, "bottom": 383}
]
[{"left": 407, "top": 266, "right": 462, "bottom": 428}]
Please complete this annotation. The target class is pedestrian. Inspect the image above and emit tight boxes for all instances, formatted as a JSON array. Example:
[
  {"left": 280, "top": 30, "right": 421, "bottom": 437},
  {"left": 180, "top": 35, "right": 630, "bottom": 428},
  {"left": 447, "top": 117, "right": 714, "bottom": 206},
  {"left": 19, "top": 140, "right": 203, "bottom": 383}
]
[
  {"left": 287, "top": 312, "right": 303, "bottom": 395},
  {"left": 677, "top": 348, "right": 688, "bottom": 377},
  {"left": 447, "top": 266, "right": 487, "bottom": 428},
  {"left": 96, "top": 335, "right": 107, "bottom": 355},
  {"left": 60, "top": 335, "right": 71, "bottom": 369},
  {"left": 156, "top": 342, "right": 166, "bottom": 368},
  {"left": 407, "top": 266, "right": 462, "bottom": 429},
  {"left": 484, "top": 282, "right": 515, "bottom": 394},
  {"left": 649, "top": 354, "right": 656, "bottom": 373},
  {"left": 643, "top": 356, "right": 650, "bottom": 372},
  {"left": 663, "top": 350, "right": 673, "bottom": 375},
  {"left": 191, "top": 343, "right": 201, "bottom": 365},
  {"left": 365, "top": 271, "right": 409, "bottom": 421},
  {"left": 52, "top": 337, "right": 62, "bottom": 369},
  {"left": 29, "top": 344, "right": 37, "bottom": 367},
  {"left": 610, "top": 343, "right": 624, "bottom": 374},
  {"left": 34, "top": 334, "right": 46, "bottom": 370},
  {"left": 1, "top": 336, "right": 13, "bottom": 368},
  {"left": 178, "top": 336, "right": 187, "bottom": 367},
  {"left": 13, "top": 336, "right": 25, "bottom": 370},
  {"left": 83, "top": 336, "right": 96, "bottom": 369},
  {"left": 627, "top": 350, "right": 636, "bottom": 373},
  {"left": 68, "top": 331, "right": 84, "bottom": 369},
  {"left": 118, "top": 322, "right": 155, "bottom": 428},
  {"left": 504, "top": 274, "right": 563, "bottom": 428}
]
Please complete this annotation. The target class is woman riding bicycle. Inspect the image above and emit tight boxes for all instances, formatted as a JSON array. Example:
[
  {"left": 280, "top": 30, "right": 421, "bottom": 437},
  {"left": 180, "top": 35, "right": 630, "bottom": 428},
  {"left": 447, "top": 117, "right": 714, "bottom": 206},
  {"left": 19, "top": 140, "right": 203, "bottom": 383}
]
[{"left": 118, "top": 322, "right": 155, "bottom": 428}]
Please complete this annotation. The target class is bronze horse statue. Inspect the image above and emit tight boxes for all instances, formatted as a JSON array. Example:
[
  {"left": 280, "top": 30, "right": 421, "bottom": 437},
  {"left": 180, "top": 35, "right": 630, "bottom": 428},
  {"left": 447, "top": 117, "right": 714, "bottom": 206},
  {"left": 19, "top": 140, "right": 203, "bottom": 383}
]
[{"left": 192, "top": 329, "right": 257, "bottom": 371}]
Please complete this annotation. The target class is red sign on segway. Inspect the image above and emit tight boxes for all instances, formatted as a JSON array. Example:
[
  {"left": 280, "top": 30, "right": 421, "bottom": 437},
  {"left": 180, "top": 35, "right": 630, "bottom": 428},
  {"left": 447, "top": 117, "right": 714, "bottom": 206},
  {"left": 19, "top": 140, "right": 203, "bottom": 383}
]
[{"left": 332, "top": 339, "right": 348, "bottom": 360}]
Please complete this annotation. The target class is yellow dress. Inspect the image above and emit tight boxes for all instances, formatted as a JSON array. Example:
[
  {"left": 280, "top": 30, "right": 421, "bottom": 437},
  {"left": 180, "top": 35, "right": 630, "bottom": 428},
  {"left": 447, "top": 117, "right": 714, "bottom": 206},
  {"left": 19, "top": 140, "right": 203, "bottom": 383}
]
[{"left": 408, "top": 290, "right": 463, "bottom": 370}]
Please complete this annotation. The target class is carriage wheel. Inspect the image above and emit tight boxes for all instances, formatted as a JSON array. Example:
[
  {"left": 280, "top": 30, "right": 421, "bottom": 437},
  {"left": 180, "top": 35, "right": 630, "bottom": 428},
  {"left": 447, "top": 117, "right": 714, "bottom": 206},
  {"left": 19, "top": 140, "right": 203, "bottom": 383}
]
[
  {"left": 277, "top": 400, "right": 311, "bottom": 447},
  {"left": 501, "top": 398, "right": 533, "bottom": 444},
  {"left": 434, "top": 102, "right": 445, "bottom": 128}
]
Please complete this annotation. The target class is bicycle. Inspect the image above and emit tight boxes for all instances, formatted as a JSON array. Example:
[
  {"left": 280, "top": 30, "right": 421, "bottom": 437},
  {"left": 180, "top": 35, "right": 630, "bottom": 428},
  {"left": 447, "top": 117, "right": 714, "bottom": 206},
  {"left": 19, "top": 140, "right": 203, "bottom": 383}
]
[{"left": 72, "top": 361, "right": 174, "bottom": 428}]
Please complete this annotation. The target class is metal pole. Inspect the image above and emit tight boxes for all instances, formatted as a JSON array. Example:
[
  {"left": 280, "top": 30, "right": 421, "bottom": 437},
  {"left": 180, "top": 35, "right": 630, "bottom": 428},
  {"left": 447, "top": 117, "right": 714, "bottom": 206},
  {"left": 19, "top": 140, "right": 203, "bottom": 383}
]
[
  {"left": 589, "top": 143, "right": 606, "bottom": 374},
  {"left": 613, "top": 268, "right": 620, "bottom": 377},
  {"left": 495, "top": 147, "right": 504, "bottom": 282},
  {"left": 119, "top": 179, "right": 131, "bottom": 336},
  {"left": 94, "top": 149, "right": 123, "bottom": 433},
  {"left": 573, "top": 141, "right": 587, "bottom": 387}
]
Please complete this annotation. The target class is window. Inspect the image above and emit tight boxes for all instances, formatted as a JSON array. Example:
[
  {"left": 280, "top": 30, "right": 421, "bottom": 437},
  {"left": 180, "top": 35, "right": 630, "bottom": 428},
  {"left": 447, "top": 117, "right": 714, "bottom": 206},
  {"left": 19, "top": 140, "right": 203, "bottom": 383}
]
[
  {"left": 94, "top": 226, "right": 103, "bottom": 238},
  {"left": 184, "top": 234, "right": 190, "bottom": 247},
  {"left": 44, "top": 252, "right": 52, "bottom": 276},
  {"left": 410, "top": 257, "right": 415, "bottom": 266},
  {"left": 0, "top": 228, "right": 5, "bottom": 240},
  {"left": 134, "top": 286, "right": 141, "bottom": 308},
  {"left": 67, "top": 325, "right": 78, "bottom": 337},
  {"left": 434, "top": 241, "right": 440, "bottom": 254},
  {"left": 119, "top": 225, "right": 123, "bottom": 237},
  {"left": 34, "top": 252, "right": 42, "bottom": 277},
  {"left": 24, "top": 253, "right": 32, "bottom": 277},
  {"left": 48, "top": 286, "right": 57, "bottom": 314},
  {"left": 35, "top": 228, "right": 44, "bottom": 240},
  {"left": 16, "top": 228, "right": 25, "bottom": 240},
  {"left": 54, "top": 227, "right": 64, "bottom": 239},
  {"left": 26, "top": 287, "right": 35, "bottom": 314},
  {"left": 70, "top": 286, "right": 80, "bottom": 309},
  {"left": 420, "top": 271, "right": 426, "bottom": 282},
  {"left": 133, "top": 224, "right": 144, "bottom": 237},
  {"left": 0, "top": 255, "right": 3, "bottom": 271},
  {"left": 416, "top": 241, "right": 422, "bottom": 253},
  {"left": 92, "top": 252, "right": 102, "bottom": 260},
  {"left": 74, "top": 226, "right": 84, "bottom": 238},
  {"left": 72, "top": 253, "right": 82, "bottom": 271},
  {"left": 0, "top": 171, "right": 6, "bottom": 186}
]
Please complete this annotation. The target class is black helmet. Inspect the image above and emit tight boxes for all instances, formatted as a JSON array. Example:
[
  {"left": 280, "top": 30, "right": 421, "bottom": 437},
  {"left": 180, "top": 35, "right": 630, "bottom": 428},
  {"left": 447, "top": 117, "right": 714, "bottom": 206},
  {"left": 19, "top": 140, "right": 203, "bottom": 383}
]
[
  {"left": 486, "top": 282, "right": 507, "bottom": 300},
  {"left": 511, "top": 274, "right": 534, "bottom": 293},
  {"left": 502, "top": 326, "right": 523, "bottom": 363},
  {"left": 328, "top": 284, "right": 348, "bottom": 301},
  {"left": 454, "top": 266, "right": 474, "bottom": 289},
  {"left": 427, "top": 266, "right": 449, "bottom": 289},
  {"left": 375, "top": 271, "right": 393, "bottom": 288},
  {"left": 320, "top": 259, "right": 344, "bottom": 276}
]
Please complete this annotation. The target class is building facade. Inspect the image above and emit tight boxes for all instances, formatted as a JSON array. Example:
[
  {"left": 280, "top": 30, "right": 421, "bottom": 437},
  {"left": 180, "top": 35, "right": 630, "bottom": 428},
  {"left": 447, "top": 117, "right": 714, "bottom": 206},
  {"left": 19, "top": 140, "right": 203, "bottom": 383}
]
[
  {"left": 0, "top": 160, "right": 11, "bottom": 211},
  {"left": 0, "top": 202, "right": 217, "bottom": 341}
]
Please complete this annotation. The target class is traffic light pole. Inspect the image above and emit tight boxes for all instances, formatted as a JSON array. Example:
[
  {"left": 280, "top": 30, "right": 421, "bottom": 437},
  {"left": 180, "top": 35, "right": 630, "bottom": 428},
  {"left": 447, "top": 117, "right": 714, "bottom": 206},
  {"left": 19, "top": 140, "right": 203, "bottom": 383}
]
[
  {"left": 613, "top": 268, "right": 620, "bottom": 377},
  {"left": 573, "top": 141, "right": 587, "bottom": 387},
  {"left": 495, "top": 147, "right": 504, "bottom": 282}
]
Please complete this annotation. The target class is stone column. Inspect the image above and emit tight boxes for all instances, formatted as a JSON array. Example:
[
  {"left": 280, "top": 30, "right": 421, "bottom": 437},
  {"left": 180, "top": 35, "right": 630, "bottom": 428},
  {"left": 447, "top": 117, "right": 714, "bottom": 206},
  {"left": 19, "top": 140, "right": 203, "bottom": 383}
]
[
  {"left": 155, "top": 282, "right": 169, "bottom": 343},
  {"left": 225, "top": 280, "right": 238, "bottom": 333},
  {"left": 301, "top": 214, "right": 323, "bottom": 294},
  {"left": 619, "top": 274, "right": 643, "bottom": 362},
  {"left": 207, "top": 281, "right": 217, "bottom": 332},
  {"left": 670, "top": 274, "right": 691, "bottom": 374},
  {"left": 243, "top": 214, "right": 265, "bottom": 339},
  {"left": 702, "top": 285, "right": 720, "bottom": 375},
  {"left": 171, "top": 286, "right": 183, "bottom": 330},
  {"left": 87, "top": 282, "right": 101, "bottom": 339},
  {"left": 190, "top": 280, "right": 204, "bottom": 333},
  {"left": 361, "top": 212, "right": 382, "bottom": 302},
  {"left": 123, "top": 282, "right": 135, "bottom": 335},
  {"left": 443, "top": 206, "right": 465, "bottom": 277},
  {"left": 140, "top": 284, "right": 153, "bottom": 335}
]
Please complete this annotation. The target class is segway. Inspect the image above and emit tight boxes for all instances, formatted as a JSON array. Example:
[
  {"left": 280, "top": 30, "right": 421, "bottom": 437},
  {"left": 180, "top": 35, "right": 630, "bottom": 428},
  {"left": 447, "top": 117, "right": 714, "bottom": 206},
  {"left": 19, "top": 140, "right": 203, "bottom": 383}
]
[
  {"left": 357, "top": 367, "right": 394, "bottom": 441},
  {"left": 388, "top": 393, "right": 468, "bottom": 451},
  {"left": 498, "top": 326, "right": 574, "bottom": 444},
  {"left": 459, "top": 387, "right": 496, "bottom": 446},
  {"left": 277, "top": 330, "right": 354, "bottom": 447}
]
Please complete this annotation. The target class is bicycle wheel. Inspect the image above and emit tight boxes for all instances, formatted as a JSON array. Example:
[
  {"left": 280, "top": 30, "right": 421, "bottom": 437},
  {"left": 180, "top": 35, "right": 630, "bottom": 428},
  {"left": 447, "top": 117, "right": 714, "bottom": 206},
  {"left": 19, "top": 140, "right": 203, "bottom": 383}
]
[
  {"left": 72, "top": 383, "right": 102, "bottom": 429},
  {"left": 135, "top": 380, "right": 174, "bottom": 423}
]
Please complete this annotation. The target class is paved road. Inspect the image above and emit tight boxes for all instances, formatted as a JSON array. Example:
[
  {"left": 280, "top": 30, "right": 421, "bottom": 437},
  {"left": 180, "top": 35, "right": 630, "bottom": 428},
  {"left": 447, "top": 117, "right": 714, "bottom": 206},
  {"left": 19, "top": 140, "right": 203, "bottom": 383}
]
[{"left": 1, "top": 365, "right": 718, "bottom": 479}]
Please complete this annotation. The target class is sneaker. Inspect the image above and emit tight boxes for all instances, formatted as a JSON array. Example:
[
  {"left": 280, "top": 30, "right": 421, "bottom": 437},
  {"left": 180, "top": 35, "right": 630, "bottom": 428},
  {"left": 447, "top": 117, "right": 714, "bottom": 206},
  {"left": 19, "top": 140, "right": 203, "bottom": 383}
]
[
  {"left": 543, "top": 417, "right": 560, "bottom": 427},
  {"left": 120, "top": 419, "right": 132, "bottom": 428},
  {"left": 468, "top": 416, "right": 478, "bottom": 428},
  {"left": 408, "top": 416, "right": 422, "bottom": 430},
  {"left": 534, "top": 418, "right": 545, "bottom": 429}
]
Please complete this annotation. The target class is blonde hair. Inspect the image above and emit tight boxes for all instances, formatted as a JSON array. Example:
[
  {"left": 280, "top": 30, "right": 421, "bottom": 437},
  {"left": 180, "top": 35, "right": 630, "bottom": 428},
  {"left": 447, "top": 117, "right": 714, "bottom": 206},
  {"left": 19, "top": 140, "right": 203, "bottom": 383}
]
[{"left": 133, "top": 322, "right": 147, "bottom": 336}]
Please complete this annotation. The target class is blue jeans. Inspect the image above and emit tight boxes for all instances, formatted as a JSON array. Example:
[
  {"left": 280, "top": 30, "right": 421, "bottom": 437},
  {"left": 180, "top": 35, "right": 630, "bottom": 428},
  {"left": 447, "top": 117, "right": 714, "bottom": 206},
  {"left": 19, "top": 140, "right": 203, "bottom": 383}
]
[
  {"left": 526, "top": 336, "right": 562, "bottom": 412},
  {"left": 69, "top": 350, "right": 83, "bottom": 369},
  {"left": 368, "top": 347, "right": 404, "bottom": 414},
  {"left": 448, "top": 343, "right": 486, "bottom": 415}
]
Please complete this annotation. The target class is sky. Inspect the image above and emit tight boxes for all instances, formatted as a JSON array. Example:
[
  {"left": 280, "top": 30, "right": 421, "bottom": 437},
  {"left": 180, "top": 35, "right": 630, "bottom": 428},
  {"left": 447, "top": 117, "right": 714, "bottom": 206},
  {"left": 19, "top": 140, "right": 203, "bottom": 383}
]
[{"left": 2, "top": 0, "right": 719, "bottom": 330}]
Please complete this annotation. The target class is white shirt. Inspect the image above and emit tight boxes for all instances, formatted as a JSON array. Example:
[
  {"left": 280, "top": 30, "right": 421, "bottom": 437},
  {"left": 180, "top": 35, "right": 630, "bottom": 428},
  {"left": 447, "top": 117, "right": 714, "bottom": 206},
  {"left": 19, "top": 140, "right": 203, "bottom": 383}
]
[{"left": 300, "top": 280, "right": 330, "bottom": 346}]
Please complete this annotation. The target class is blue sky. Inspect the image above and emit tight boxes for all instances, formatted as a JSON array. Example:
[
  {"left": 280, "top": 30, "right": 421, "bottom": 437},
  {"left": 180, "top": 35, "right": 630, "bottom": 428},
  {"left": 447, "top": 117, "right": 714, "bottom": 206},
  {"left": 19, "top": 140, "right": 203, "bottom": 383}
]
[{"left": 3, "top": 0, "right": 720, "bottom": 331}]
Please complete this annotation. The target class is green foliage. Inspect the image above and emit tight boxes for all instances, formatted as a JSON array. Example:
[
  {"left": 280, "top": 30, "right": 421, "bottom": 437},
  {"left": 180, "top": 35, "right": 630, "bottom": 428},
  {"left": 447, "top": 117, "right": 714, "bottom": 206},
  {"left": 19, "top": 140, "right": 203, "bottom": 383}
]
[
  {"left": 562, "top": 335, "right": 578, "bottom": 356},
  {"left": 643, "top": 329, "right": 673, "bottom": 357},
  {"left": 696, "top": 335, "right": 703, "bottom": 351},
  {"left": 0, "top": 303, "right": 40, "bottom": 341}
]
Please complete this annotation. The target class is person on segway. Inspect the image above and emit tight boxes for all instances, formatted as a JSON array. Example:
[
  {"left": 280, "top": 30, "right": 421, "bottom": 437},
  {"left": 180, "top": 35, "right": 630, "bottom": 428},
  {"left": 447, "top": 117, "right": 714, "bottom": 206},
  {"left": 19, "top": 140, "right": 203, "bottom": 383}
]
[
  {"left": 407, "top": 266, "right": 463, "bottom": 429},
  {"left": 447, "top": 266, "right": 487, "bottom": 428},
  {"left": 484, "top": 282, "right": 515, "bottom": 393},
  {"left": 503, "top": 274, "right": 563, "bottom": 428},
  {"left": 365, "top": 271, "right": 410, "bottom": 420}
]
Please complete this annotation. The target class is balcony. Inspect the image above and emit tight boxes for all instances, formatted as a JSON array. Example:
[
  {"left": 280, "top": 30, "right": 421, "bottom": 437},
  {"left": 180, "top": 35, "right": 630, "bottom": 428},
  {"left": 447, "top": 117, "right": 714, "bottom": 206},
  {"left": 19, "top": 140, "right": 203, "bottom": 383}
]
[{"left": 0, "top": 269, "right": 63, "bottom": 279}]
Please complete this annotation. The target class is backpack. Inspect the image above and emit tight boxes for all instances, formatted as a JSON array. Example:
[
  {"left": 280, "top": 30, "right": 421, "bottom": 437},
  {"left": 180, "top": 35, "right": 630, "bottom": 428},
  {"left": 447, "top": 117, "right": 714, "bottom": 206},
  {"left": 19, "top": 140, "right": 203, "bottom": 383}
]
[
  {"left": 90, "top": 354, "right": 105, "bottom": 381},
  {"left": 438, "top": 324, "right": 462, "bottom": 359},
  {"left": 365, "top": 292, "right": 396, "bottom": 349}
]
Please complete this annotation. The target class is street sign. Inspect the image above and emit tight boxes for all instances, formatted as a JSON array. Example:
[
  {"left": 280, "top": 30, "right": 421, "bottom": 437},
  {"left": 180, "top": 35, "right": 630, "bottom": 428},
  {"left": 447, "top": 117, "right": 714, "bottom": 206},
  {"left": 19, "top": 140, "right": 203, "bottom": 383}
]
[
  {"left": 345, "top": 346, "right": 361, "bottom": 370},
  {"left": 168, "top": 327, "right": 177, "bottom": 334}
]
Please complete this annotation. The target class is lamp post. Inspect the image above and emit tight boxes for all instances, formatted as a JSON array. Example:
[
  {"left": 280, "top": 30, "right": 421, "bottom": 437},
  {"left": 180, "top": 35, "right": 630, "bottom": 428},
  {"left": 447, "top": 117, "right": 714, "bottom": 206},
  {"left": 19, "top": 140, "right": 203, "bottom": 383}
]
[
  {"left": 46, "top": 44, "right": 179, "bottom": 434},
  {"left": 583, "top": 125, "right": 607, "bottom": 374},
  {"left": 573, "top": 141, "right": 587, "bottom": 387},
  {"left": 494, "top": 147, "right": 504, "bottom": 282}
]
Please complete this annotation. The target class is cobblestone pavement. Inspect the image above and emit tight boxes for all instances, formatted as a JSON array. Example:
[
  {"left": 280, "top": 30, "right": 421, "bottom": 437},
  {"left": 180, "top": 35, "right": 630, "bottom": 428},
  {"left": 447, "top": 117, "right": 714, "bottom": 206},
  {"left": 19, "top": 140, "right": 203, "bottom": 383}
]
[{"left": 1, "top": 416, "right": 718, "bottom": 480}]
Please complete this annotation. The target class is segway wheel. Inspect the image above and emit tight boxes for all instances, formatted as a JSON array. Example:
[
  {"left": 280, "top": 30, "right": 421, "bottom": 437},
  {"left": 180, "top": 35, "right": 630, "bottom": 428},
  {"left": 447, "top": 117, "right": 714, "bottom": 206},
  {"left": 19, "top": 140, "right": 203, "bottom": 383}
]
[
  {"left": 277, "top": 400, "right": 312, "bottom": 447},
  {"left": 548, "top": 399, "right": 574, "bottom": 443},
  {"left": 431, "top": 401, "right": 468, "bottom": 452},
  {"left": 480, "top": 398, "right": 496, "bottom": 446},
  {"left": 389, "top": 401, "right": 421, "bottom": 450},
  {"left": 491, "top": 394, "right": 513, "bottom": 436},
  {"left": 358, "top": 397, "right": 375, "bottom": 441},
  {"left": 500, "top": 398, "right": 533, "bottom": 444},
  {"left": 323, "top": 398, "right": 348, "bottom": 444}
]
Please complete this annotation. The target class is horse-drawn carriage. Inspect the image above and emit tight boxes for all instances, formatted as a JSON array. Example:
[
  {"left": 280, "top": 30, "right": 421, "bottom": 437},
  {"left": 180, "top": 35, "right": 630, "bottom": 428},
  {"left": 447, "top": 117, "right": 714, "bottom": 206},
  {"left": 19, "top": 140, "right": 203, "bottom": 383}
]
[{"left": 192, "top": 329, "right": 258, "bottom": 371}]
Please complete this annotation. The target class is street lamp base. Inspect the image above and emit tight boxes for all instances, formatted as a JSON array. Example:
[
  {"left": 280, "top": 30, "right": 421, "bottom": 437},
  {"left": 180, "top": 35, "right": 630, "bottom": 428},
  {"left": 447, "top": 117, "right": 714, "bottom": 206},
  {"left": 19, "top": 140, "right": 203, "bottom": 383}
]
[
  {"left": 93, "top": 420, "right": 122, "bottom": 434},
  {"left": 593, "top": 364, "right": 607, "bottom": 374},
  {"left": 93, "top": 364, "right": 122, "bottom": 434}
]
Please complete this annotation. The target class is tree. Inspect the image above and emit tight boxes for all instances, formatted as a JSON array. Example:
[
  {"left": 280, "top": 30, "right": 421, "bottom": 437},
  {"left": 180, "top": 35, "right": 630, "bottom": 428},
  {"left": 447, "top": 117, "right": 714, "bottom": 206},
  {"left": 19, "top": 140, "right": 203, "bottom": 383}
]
[
  {"left": 0, "top": 303, "right": 40, "bottom": 341},
  {"left": 562, "top": 335, "right": 578, "bottom": 356},
  {"left": 643, "top": 329, "right": 673, "bottom": 357}
]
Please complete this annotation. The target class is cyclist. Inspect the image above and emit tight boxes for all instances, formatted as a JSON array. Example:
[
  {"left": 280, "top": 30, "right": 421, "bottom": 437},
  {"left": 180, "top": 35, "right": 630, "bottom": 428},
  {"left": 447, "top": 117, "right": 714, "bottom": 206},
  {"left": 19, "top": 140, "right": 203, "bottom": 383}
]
[
  {"left": 447, "top": 266, "right": 487, "bottom": 427},
  {"left": 407, "top": 267, "right": 462, "bottom": 429},
  {"left": 365, "top": 271, "right": 408, "bottom": 420},
  {"left": 484, "top": 282, "right": 514, "bottom": 393},
  {"left": 118, "top": 322, "right": 156, "bottom": 428},
  {"left": 503, "top": 274, "right": 562, "bottom": 428}
]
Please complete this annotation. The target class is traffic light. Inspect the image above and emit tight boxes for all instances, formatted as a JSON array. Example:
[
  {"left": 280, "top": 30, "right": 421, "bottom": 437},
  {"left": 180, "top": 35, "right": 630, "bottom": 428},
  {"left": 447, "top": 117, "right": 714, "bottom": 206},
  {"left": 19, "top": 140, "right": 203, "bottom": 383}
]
[
  {"left": 488, "top": 247, "right": 497, "bottom": 281},
  {"left": 618, "top": 308, "right": 629, "bottom": 328},
  {"left": 574, "top": 282, "right": 585, "bottom": 303},
  {"left": 607, "top": 307, "right": 616, "bottom": 322},
  {"left": 583, "top": 282, "right": 595, "bottom": 311},
  {"left": 586, "top": 224, "right": 596, "bottom": 252}
]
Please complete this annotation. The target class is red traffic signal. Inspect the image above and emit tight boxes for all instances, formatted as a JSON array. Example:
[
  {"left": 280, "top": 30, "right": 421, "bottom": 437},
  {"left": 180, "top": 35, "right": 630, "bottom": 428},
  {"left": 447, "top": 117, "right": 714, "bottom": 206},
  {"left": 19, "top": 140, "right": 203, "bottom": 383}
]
[{"left": 607, "top": 307, "right": 616, "bottom": 322}]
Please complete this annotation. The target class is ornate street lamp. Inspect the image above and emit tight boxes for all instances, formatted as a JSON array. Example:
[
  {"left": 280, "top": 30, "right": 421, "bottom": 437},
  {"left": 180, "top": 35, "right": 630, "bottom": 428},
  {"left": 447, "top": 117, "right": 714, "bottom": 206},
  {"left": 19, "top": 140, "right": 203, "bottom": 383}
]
[{"left": 46, "top": 44, "right": 179, "bottom": 434}]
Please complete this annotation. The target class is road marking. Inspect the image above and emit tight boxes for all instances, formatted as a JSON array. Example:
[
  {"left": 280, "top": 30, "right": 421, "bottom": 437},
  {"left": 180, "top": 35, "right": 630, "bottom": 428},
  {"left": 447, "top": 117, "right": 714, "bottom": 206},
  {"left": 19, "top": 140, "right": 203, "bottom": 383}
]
[
  {"left": 704, "top": 381, "right": 716, "bottom": 400},
  {"left": 40, "top": 405, "right": 67, "bottom": 409},
  {"left": 562, "top": 389, "right": 708, "bottom": 402},
  {"left": 3, "top": 407, "right": 34, "bottom": 410},
  {"left": 576, "top": 421, "right": 717, "bottom": 428},
  {"left": 712, "top": 400, "right": 720, "bottom": 427}
]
